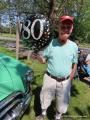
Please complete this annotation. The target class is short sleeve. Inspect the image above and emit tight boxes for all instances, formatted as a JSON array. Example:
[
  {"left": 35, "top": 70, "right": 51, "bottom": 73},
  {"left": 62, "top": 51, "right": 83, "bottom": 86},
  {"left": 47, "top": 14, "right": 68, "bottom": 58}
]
[
  {"left": 42, "top": 40, "right": 52, "bottom": 58},
  {"left": 43, "top": 46, "right": 50, "bottom": 58}
]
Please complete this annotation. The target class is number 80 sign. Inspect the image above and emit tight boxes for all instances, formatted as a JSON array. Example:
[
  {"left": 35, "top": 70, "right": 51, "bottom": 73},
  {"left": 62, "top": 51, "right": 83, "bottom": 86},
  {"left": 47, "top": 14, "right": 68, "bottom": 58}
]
[{"left": 21, "top": 14, "right": 52, "bottom": 53}]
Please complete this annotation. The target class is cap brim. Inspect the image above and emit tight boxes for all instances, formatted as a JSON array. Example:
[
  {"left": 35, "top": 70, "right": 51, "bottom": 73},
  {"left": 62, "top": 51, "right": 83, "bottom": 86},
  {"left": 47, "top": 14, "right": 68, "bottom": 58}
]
[
  {"left": 60, "top": 16, "right": 74, "bottom": 24},
  {"left": 61, "top": 19, "right": 73, "bottom": 24}
]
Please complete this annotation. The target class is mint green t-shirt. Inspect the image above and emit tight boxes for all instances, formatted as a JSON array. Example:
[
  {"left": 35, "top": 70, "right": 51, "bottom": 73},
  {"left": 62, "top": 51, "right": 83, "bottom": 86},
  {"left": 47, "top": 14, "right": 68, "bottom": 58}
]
[{"left": 43, "top": 38, "right": 78, "bottom": 77}]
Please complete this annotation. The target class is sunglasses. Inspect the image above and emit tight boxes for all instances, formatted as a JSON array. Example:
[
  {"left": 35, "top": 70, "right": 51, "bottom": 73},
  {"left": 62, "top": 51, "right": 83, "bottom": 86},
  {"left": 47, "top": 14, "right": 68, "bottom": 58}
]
[{"left": 61, "top": 25, "right": 72, "bottom": 29}]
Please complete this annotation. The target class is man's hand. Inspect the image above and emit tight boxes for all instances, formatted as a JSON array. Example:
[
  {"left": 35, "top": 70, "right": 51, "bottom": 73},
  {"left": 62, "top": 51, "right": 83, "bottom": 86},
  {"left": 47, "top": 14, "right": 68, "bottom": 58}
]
[
  {"left": 37, "top": 54, "right": 46, "bottom": 64},
  {"left": 31, "top": 52, "right": 46, "bottom": 64},
  {"left": 31, "top": 52, "right": 37, "bottom": 60},
  {"left": 70, "top": 63, "right": 77, "bottom": 80},
  {"left": 70, "top": 70, "right": 75, "bottom": 80}
]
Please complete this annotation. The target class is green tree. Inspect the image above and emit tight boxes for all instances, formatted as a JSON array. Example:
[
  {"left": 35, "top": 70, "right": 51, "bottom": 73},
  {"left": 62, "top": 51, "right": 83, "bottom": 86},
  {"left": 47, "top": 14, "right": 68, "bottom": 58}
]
[
  {"left": 71, "top": 0, "right": 90, "bottom": 43},
  {"left": 1, "top": 0, "right": 90, "bottom": 43},
  {"left": 0, "top": 0, "right": 8, "bottom": 33}
]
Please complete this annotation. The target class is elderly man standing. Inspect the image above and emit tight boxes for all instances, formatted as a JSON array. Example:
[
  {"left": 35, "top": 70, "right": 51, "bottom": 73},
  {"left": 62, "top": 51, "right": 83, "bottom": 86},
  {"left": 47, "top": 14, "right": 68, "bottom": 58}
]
[{"left": 31, "top": 15, "right": 78, "bottom": 120}]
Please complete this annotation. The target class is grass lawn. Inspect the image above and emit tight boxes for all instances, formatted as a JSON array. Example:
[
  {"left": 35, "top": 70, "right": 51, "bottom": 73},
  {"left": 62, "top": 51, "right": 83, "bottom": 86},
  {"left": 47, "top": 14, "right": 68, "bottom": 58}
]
[
  {"left": 0, "top": 47, "right": 90, "bottom": 120},
  {"left": 0, "top": 33, "right": 16, "bottom": 38},
  {"left": 80, "top": 43, "right": 90, "bottom": 48},
  {"left": 21, "top": 60, "right": 90, "bottom": 120},
  {"left": 0, "top": 33, "right": 90, "bottom": 48}
]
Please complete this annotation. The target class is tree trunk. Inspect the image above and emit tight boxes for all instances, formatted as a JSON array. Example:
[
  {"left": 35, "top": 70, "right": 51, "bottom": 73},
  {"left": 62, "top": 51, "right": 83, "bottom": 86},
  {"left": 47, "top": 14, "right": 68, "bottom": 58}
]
[
  {"left": 9, "top": 23, "right": 12, "bottom": 34},
  {"left": 48, "top": 0, "right": 55, "bottom": 21},
  {"left": 16, "top": 21, "right": 20, "bottom": 59},
  {"left": 0, "top": 15, "right": 2, "bottom": 34}
]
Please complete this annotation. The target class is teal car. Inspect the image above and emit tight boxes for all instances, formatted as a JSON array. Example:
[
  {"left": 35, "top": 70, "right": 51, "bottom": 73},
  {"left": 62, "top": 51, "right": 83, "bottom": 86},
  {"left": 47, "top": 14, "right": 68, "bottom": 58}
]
[{"left": 0, "top": 53, "right": 34, "bottom": 120}]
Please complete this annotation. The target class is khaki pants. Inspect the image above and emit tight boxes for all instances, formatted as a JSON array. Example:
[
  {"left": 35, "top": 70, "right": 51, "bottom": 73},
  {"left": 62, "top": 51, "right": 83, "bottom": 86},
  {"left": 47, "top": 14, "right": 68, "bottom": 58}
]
[{"left": 40, "top": 74, "right": 71, "bottom": 114}]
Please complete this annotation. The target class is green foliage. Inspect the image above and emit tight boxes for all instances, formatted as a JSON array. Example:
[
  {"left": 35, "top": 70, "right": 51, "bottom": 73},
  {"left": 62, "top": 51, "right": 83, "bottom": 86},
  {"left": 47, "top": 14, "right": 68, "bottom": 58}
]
[
  {"left": 0, "top": 46, "right": 16, "bottom": 58},
  {"left": 1, "top": 26, "right": 16, "bottom": 34},
  {"left": 0, "top": 33, "right": 16, "bottom": 37},
  {"left": 54, "top": 0, "right": 90, "bottom": 43},
  {"left": 71, "top": 18, "right": 86, "bottom": 42},
  {"left": 1, "top": 0, "right": 90, "bottom": 43},
  {"left": 0, "top": 0, "right": 8, "bottom": 10},
  {"left": 12, "top": 0, "right": 50, "bottom": 15}
]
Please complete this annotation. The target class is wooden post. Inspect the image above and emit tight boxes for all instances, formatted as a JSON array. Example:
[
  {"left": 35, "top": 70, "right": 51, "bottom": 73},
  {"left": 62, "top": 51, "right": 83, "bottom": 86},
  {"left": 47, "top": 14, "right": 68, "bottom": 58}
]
[
  {"left": 27, "top": 50, "right": 32, "bottom": 60},
  {"left": 16, "top": 21, "right": 20, "bottom": 59}
]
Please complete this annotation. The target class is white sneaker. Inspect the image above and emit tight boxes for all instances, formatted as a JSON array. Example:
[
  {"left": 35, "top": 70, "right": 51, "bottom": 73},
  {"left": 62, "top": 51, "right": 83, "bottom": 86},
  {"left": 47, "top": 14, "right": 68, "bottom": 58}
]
[
  {"left": 54, "top": 113, "right": 62, "bottom": 120},
  {"left": 36, "top": 115, "right": 45, "bottom": 120}
]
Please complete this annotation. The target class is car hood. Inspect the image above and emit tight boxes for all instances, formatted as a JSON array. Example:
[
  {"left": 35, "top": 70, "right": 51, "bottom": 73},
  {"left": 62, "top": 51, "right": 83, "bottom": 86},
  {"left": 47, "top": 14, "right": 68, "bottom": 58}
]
[{"left": 0, "top": 53, "right": 32, "bottom": 101}]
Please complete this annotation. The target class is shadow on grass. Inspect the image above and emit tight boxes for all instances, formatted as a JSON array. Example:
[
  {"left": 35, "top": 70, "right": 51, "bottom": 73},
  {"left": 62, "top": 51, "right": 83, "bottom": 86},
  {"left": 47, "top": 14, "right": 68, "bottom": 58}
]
[
  {"left": 47, "top": 101, "right": 56, "bottom": 120},
  {"left": 71, "top": 84, "right": 79, "bottom": 97},
  {"left": 23, "top": 106, "right": 31, "bottom": 115},
  {"left": 74, "top": 107, "right": 84, "bottom": 116},
  {"left": 87, "top": 106, "right": 90, "bottom": 116},
  {"left": 32, "top": 86, "right": 56, "bottom": 120},
  {"left": 73, "top": 107, "right": 90, "bottom": 119},
  {"left": 33, "top": 86, "right": 42, "bottom": 116}
]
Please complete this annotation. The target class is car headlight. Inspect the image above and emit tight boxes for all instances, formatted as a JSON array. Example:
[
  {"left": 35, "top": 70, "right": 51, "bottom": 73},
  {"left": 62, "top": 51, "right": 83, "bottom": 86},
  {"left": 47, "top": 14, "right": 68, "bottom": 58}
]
[{"left": 25, "top": 70, "right": 34, "bottom": 82}]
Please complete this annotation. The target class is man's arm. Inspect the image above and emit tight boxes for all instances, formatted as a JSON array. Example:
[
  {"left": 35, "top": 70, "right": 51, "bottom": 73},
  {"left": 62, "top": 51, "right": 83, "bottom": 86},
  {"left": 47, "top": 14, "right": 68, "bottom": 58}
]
[
  {"left": 70, "top": 63, "right": 77, "bottom": 80},
  {"left": 31, "top": 52, "right": 47, "bottom": 64},
  {"left": 36, "top": 54, "right": 47, "bottom": 64},
  {"left": 70, "top": 43, "right": 78, "bottom": 80}
]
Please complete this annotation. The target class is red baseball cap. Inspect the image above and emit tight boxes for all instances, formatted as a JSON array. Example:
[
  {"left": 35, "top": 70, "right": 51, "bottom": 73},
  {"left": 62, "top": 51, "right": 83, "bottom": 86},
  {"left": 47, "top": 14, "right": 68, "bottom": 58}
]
[{"left": 60, "top": 15, "right": 74, "bottom": 24}]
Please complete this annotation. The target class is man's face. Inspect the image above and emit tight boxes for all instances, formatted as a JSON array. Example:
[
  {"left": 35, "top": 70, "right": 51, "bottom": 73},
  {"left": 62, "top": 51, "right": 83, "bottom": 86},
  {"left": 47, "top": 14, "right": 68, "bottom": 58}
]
[{"left": 59, "top": 21, "right": 73, "bottom": 44}]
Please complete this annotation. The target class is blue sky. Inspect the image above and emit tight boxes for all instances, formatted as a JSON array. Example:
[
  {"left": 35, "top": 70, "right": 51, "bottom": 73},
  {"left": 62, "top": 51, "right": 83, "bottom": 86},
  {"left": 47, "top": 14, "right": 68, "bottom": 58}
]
[
  {"left": 1, "top": 14, "right": 18, "bottom": 27},
  {"left": 1, "top": 15, "right": 10, "bottom": 27}
]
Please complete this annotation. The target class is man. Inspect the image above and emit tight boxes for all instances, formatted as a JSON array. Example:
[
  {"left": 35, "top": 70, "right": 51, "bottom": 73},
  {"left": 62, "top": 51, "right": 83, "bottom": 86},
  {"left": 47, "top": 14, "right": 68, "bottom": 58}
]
[
  {"left": 31, "top": 15, "right": 78, "bottom": 120},
  {"left": 86, "top": 54, "right": 90, "bottom": 66},
  {"left": 78, "top": 50, "right": 90, "bottom": 81},
  {"left": 81, "top": 54, "right": 90, "bottom": 81}
]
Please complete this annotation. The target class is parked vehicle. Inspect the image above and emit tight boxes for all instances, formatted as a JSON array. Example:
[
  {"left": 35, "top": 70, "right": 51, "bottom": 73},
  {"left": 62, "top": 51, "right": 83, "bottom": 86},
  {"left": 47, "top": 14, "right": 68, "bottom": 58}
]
[{"left": 0, "top": 53, "right": 34, "bottom": 120}]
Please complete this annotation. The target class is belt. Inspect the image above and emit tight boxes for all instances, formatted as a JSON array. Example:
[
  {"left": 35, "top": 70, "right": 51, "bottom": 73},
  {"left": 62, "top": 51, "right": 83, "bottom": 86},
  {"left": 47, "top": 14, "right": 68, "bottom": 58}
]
[{"left": 46, "top": 71, "right": 70, "bottom": 82}]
